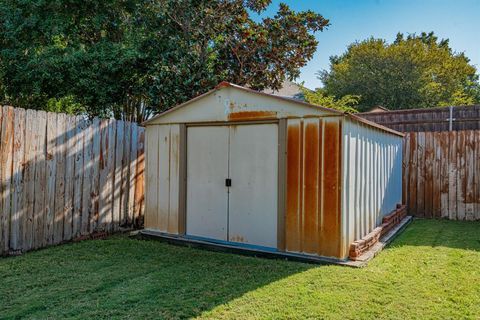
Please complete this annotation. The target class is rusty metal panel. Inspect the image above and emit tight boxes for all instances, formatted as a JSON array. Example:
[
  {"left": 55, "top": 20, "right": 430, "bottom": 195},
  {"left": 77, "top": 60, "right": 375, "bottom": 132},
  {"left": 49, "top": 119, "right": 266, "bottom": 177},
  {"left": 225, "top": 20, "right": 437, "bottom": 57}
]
[
  {"left": 301, "top": 118, "right": 321, "bottom": 254},
  {"left": 285, "top": 119, "right": 302, "bottom": 252},
  {"left": 319, "top": 118, "right": 342, "bottom": 258},
  {"left": 285, "top": 117, "right": 343, "bottom": 258},
  {"left": 341, "top": 118, "right": 403, "bottom": 253},
  {"left": 228, "top": 124, "right": 278, "bottom": 248}
]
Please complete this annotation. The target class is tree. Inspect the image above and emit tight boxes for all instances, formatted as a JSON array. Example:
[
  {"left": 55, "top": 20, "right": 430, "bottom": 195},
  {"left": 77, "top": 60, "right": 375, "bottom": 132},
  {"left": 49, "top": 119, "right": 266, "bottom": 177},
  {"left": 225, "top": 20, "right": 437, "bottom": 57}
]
[
  {"left": 299, "top": 85, "right": 359, "bottom": 113},
  {"left": 0, "top": 0, "right": 329, "bottom": 122},
  {"left": 319, "top": 32, "right": 480, "bottom": 112}
]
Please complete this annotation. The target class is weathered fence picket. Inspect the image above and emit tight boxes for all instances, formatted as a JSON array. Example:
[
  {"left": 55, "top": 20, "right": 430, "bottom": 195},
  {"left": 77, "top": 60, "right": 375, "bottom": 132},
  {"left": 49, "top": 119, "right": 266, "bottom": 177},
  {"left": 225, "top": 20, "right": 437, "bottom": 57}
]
[
  {"left": 0, "top": 106, "right": 145, "bottom": 256},
  {"left": 404, "top": 130, "right": 480, "bottom": 220}
]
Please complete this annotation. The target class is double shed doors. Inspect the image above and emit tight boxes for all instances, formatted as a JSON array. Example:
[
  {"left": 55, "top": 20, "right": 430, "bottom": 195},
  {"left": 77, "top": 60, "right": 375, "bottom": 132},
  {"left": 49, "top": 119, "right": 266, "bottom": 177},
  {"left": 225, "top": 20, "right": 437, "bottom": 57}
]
[{"left": 186, "top": 123, "right": 278, "bottom": 249}]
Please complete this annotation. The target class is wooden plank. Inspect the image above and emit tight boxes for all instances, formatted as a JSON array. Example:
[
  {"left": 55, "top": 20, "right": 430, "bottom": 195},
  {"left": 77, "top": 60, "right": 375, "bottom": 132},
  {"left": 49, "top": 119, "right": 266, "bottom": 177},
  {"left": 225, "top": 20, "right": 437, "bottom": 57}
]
[
  {"left": 402, "top": 133, "right": 410, "bottom": 208},
  {"left": 408, "top": 133, "right": 418, "bottom": 216},
  {"left": 32, "top": 111, "right": 47, "bottom": 249},
  {"left": 424, "top": 132, "right": 434, "bottom": 218},
  {"left": 475, "top": 130, "right": 480, "bottom": 220},
  {"left": 63, "top": 115, "right": 76, "bottom": 240},
  {"left": 113, "top": 120, "right": 125, "bottom": 229},
  {"left": 448, "top": 131, "right": 458, "bottom": 220},
  {"left": 128, "top": 123, "right": 139, "bottom": 226},
  {"left": 98, "top": 119, "right": 114, "bottom": 232},
  {"left": 81, "top": 120, "right": 94, "bottom": 235},
  {"left": 134, "top": 127, "right": 145, "bottom": 225},
  {"left": 72, "top": 116, "right": 85, "bottom": 238},
  {"left": 53, "top": 113, "right": 66, "bottom": 244},
  {"left": 23, "top": 110, "right": 37, "bottom": 251},
  {"left": 439, "top": 131, "right": 449, "bottom": 218},
  {"left": 416, "top": 132, "right": 425, "bottom": 217},
  {"left": 106, "top": 119, "right": 116, "bottom": 231},
  {"left": 45, "top": 113, "right": 57, "bottom": 245},
  {"left": 89, "top": 118, "right": 101, "bottom": 232},
  {"left": 0, "top": 106, "right": 14, "bottom": 254},
  {"left": 465, "top": 130, "right": 475, "bottom": 220},
  {"left": 432, "top": 132, "right": 441, "bottom": 218},
  {"left": 11, "top": 108, "right": 26, "bottom": 251},
  {"left": 0, "top": 106, "right": 3, "bottom": 254},
  {"left": 456, "top": 131, "right": 466, "bottom": 220},
  {"left": 121, "top": 121, "right": 131, "bottom": 226}
]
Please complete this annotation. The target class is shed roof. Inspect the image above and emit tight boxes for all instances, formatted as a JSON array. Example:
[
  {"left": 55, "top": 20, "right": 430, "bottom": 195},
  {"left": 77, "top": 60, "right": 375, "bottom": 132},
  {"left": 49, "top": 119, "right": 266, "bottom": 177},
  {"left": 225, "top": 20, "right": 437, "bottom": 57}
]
[{"left": 143, "top": 82, "right": 403, "bottom": 137}]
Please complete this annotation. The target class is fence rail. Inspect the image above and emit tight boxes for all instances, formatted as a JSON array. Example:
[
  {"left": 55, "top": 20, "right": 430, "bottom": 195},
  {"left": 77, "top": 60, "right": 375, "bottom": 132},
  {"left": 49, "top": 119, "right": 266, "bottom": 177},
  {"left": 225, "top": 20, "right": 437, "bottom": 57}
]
[
  {"left": 403, "top": 130, "right": 480, "bottom": 220},
  {"left": 0, "top": 106, "right": 145, "bottom": 255},
  {"left": 361, "top": 105, "right": 480, "bottom": 132}
]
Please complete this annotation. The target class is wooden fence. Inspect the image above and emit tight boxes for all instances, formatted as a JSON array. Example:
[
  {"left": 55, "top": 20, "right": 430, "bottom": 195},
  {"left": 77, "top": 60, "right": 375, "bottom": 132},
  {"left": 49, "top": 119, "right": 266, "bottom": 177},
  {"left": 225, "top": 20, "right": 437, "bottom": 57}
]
[
  {"left": 403, "top": 130, "right": 480, "bottom": 220},
  {"left": 361, "top": 105, "right": 480, "bottom": 132},
  {"left": 0, "top": 106, "right": 145, "bottom": 256}
]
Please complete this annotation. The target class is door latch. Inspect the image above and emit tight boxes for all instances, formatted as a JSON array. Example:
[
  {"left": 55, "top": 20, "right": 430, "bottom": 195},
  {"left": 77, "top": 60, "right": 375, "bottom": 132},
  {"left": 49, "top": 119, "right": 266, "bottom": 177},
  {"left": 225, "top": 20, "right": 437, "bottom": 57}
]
[{"left": 225, "top": 178, "right": 232, "bottom": 187}]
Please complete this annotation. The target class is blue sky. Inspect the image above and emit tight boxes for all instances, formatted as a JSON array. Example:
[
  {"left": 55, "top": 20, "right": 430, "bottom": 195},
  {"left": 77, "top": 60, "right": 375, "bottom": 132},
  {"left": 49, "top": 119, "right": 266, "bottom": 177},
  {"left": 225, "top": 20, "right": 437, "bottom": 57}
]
[{"left": 255, "top": 0, "right": 480, "bottom": 89}]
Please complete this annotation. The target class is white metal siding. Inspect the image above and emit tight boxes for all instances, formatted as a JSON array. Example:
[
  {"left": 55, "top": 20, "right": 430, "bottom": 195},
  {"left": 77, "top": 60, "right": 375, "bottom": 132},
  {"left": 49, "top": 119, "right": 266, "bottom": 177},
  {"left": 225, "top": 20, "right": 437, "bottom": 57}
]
[
  {"left": 228, "top": 124, "right": 278, "bottom": 248},
  {"left": 186, "top": 126, "right": 229, "bottom": 240},
  {"left": 144, "top": 124, "right": 181, "bottom": 233},
  {"left": 341, "top": 119, "right": 403, "bottom": 247}
]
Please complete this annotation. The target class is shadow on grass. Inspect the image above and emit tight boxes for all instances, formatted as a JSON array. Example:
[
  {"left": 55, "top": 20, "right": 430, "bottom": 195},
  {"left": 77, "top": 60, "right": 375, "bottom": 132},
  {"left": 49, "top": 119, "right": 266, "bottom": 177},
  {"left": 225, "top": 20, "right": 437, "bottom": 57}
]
[
  {"left": 387, "top": 218, "right": 480, "bottom": 252},
  {"left": 1, "top": 219, "right": 479, "bottom": 319},
  {"left": 0, "top": 236, "right": 315, "bottom": 319}
]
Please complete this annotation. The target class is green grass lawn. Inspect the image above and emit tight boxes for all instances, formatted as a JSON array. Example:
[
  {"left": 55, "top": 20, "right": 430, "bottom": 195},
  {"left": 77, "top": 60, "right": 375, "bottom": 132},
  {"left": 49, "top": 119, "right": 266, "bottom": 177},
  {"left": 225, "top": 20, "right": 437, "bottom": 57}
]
[{"left": 1, "top": 220, "right": 479, "bottom": 319}]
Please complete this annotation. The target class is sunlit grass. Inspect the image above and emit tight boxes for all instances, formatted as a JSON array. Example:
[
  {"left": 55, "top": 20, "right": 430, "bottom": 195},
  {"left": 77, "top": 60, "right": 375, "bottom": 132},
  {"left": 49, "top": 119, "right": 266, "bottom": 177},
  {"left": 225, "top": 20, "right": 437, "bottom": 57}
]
[{"left": 1, "top": 220, "right": 479, "bottom": 319}]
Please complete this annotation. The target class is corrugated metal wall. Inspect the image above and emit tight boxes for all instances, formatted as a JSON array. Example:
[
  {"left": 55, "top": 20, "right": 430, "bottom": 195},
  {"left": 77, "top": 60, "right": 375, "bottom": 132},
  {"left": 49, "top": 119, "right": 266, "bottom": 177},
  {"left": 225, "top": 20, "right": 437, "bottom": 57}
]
[
  {"left": 285, "top": 117, "right": 343, "bottom": 258},
  {"left": 145, "top": 124, "right": 181, "bottom": 233},
  {"left": 341, "top": 119, "right": 403, "bottom": 254}
]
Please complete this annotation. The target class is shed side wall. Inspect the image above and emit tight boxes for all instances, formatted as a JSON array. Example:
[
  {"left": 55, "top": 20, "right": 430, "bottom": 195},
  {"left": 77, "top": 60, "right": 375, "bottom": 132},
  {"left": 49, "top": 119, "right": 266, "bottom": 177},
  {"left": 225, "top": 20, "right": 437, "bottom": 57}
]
[
  {"left": 285, "top": 117, "right": 343, "bottom": 258},
  {"left": 341, "top": 118, "right": 403, "bottom": 252},
  {"left": 145, "top": 124, "right": 181, "bottom": 233}
]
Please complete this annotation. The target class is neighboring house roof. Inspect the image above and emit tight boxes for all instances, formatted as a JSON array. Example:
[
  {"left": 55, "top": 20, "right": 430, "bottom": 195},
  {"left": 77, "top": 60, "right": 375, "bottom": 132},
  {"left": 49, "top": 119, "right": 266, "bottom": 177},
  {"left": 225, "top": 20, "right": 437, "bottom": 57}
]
[
  {"left": 262, "top": 80, "right": 306, "bottom": 101},
  {"left": 366, "top": 105, "right": 390, "bottom": 113}
]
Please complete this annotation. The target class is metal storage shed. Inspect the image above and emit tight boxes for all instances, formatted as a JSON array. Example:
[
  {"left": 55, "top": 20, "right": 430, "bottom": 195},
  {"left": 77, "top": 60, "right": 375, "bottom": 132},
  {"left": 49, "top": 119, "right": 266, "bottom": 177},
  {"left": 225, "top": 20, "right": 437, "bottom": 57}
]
[{"left": 142, "top": 82, "right": 404, "bottom": 261}]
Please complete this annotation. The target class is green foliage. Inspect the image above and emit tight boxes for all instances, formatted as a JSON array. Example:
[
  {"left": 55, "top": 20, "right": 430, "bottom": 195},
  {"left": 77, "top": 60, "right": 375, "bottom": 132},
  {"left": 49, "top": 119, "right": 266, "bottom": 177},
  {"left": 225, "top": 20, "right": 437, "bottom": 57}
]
[
  {"left": 320, "top": 32, "right": 480, "bottom": 111},
  {"left": 0, "top": 220, "right": 479, "bottom": 319},
  {"left": 45, "top": 96, "right": 86, "bottom": 115},
  {"left": 0, "top": 0, "right": 329, "bottom": 122},
  {"left": 300, "top": 85, "right": 359, "bottom": 113}
]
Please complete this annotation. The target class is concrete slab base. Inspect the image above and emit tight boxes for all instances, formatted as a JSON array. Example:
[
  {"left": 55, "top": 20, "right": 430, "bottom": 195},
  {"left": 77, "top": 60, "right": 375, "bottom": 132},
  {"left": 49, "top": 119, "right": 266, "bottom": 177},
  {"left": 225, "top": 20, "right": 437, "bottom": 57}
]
[{"left": 136, "top": 216, "right": 413, "bottom": 268}]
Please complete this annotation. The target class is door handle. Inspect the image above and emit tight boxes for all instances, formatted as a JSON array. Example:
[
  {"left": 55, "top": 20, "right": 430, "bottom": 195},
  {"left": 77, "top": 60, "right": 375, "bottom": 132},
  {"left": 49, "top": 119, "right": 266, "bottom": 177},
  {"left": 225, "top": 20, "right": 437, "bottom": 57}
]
[{"left": 225, "top": 178, "right": 232, "bottom": 187}]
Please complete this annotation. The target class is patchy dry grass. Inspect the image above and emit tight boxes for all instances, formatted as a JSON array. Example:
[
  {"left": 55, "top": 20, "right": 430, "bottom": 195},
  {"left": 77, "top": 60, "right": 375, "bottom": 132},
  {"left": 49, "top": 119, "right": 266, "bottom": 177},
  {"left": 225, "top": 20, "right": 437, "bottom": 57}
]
[{"left": 1, "top": 219, "right": 479, "bottom": 319}]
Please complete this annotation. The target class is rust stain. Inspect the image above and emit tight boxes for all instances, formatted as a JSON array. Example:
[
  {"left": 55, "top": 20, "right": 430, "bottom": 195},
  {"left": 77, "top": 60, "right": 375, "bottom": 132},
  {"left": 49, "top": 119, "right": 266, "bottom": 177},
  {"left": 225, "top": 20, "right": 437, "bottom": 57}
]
[
  {"left": 319, "top": 120, "right": 341, "bottom": 258},
  {"left": 228, "top": 110, "right": 277, "bottom": 121},
  {"left": 285, "top": 121, "right": 302, "bottom": 252},
  {"left": 302, "top": 120, "right": 320, "bottom": 254},
  {"left": 229, "top": 235, "right": 246, "bottom": 243}
]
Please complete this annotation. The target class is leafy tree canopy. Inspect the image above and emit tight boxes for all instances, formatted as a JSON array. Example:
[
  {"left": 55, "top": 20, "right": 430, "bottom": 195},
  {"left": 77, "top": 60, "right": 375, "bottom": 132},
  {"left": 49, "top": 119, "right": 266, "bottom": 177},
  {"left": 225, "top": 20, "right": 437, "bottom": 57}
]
[
  {"left": 0, "top": 0, "right": 329, "bottom": 121},
  {"left": 319, "top": 32, "right": 480, "bottom": 112},
  {"left": 300, "top": 85, "right": 359, "bottom": 113}
]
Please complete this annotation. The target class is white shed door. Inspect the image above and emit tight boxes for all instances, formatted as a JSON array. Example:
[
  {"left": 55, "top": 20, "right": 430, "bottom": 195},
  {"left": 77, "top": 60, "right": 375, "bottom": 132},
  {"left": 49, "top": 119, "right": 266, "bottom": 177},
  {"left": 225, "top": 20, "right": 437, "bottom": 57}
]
[
  {"left": 186, "top": 126, "right": 229, "bottom": 241},
  {"left": 186, "top": 123, "right": 278, "bottom": 249},
  {"left": 228, "top": 124, "right": 278, "bottom": 248}
]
